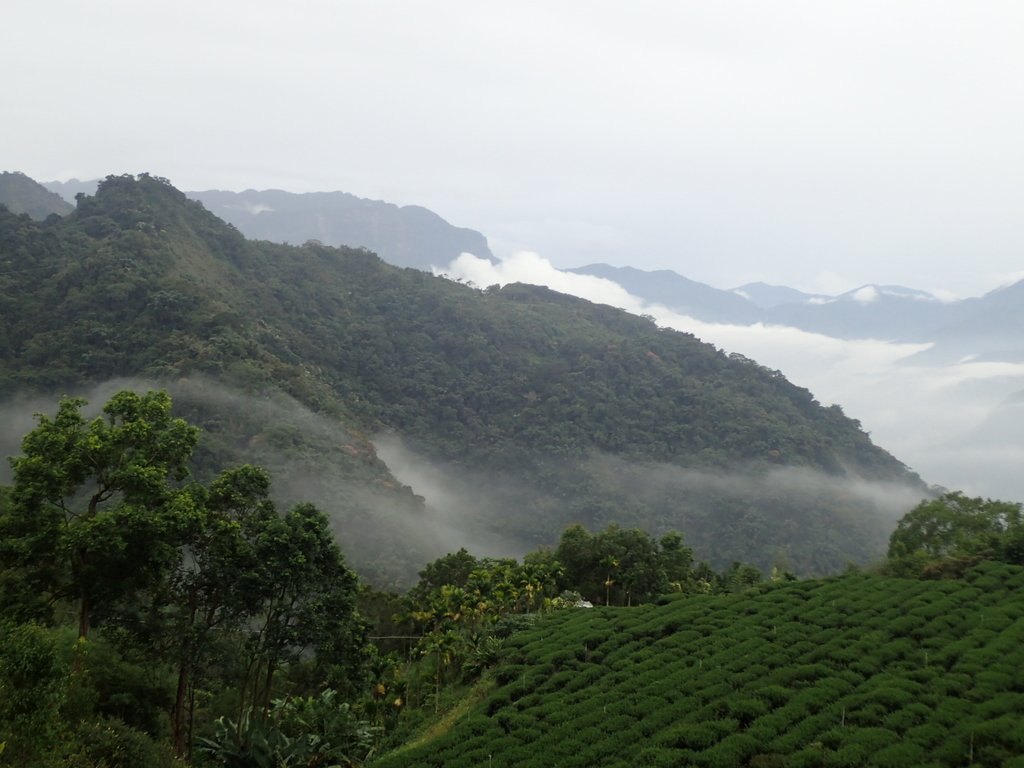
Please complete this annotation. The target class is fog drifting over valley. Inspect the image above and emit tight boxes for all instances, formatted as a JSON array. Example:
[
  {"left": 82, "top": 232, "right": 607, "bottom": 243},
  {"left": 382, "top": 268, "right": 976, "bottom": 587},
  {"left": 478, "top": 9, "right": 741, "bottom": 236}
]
[
  {"left": 0, "top": 378, "right": 477, "bottom": 586},
  {"left": 440, "top": 252, "right": 1024, "bottom": 503},
  {"left": 0, "top": 370, "right": 932, "bottom": 580}
]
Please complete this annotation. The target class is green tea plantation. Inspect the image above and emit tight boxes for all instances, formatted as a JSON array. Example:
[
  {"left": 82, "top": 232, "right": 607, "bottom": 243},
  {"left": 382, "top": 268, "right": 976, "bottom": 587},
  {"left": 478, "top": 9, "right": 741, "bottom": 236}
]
[{"left": 374, "top": 562, "right": 1024, "bottom": 767}]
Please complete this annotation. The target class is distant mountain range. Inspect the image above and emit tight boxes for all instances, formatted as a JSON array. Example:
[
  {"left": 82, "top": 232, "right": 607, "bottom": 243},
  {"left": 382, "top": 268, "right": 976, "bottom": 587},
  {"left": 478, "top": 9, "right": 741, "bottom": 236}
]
[
  {"left": 27, "top": 175, "right": 1024, "bottom": 364},
  {"left": 572, "top": 263, "right": 1024, "bottom": 364},
  {"left": 42, "top": 178, "right": 494, "bottom": 272}
]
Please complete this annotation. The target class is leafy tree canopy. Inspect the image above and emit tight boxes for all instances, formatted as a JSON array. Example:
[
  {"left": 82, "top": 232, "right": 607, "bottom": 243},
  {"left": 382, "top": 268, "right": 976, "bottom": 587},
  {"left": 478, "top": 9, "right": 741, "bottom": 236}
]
[
  {"left": 887, "top": 491, "right": 1024, "bottom": 573},
  {"left": 3, "top": 390, "right": 199, "bottom": 637}
]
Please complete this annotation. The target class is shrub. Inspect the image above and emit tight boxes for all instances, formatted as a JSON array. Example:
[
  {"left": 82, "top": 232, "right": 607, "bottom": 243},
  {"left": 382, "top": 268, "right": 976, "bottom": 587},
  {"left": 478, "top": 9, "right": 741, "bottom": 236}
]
[
  {"left": 0, "top": 623, "right": 69, "bottom": 767},
  {"left": 65, "top": 717, "right": 172, "bottom": 768}
]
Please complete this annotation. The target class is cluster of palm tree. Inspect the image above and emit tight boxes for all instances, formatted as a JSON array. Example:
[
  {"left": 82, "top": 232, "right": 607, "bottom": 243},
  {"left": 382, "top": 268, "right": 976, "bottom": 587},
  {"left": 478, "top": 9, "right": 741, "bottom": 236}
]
[{"left": 404, "top": 554, "right": 565, "bottom": 709}]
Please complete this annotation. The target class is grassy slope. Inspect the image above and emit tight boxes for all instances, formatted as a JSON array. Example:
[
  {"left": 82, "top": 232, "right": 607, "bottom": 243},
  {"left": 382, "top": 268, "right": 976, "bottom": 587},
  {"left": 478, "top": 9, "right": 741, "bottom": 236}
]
[{"left": 375, "top": 562, "right": 1024, "bottom": 768}]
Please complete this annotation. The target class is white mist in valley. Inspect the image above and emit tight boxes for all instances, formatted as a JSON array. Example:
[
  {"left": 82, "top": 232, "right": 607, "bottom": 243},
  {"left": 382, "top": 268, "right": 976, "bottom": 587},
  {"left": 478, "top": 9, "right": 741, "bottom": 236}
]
[
  {"left": 0, "top": 369, "right": 932, "bottom": 581},
  {"left": 0, "top": 378, "right": 458, "bottom": 588},
  {"left": 440, "top": 252, "right": 1024, "bottom": 503}
]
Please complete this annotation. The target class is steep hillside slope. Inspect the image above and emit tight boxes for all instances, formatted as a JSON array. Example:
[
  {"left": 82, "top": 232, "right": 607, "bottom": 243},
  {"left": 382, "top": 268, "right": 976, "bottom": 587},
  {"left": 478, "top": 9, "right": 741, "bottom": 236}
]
[
  {"left": 376, "top": 562, "right": 1024, "bottom": 768},
  {"left": 0, "top": 174, "right": 925, "bottom": 578},
  {"left": 0, "top": 171, "right": 74, "bottom": 219}
]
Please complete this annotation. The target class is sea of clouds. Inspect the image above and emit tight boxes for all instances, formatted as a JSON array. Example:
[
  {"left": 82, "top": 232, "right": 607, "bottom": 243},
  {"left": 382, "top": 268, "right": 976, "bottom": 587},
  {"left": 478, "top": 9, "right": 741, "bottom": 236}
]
[{"left": 438, "top": 251, "right": 1024, "bottom": 503}]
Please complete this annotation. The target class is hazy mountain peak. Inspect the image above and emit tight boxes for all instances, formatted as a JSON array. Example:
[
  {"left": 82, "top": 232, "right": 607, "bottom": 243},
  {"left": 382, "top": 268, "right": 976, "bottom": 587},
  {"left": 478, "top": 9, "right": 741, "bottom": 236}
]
[
  {"left": 42, "top": 177, "right": 100, "bottom": 203},
  {"left": 730, "top": 281, "right": 826, "bottom": 309},
  {"left": 0, "top": 171, "right": 74, "bottom": 219},
  {"left": 839, "top": 284, "right": 939, "bottom": 303},
  {"left": 570, "top": 263, "right": 761, "bottom": 323},
  {"left": 43, "top": 178, "right": 495, "bottom": 272},
  {"left": 187, "top": 187, "right": 496, "bottom": 272}
]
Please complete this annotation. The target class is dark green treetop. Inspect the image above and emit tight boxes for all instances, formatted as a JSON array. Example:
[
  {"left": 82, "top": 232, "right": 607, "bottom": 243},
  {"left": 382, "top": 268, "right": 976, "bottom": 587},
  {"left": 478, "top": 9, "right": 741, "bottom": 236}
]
[{"left": 4, "top": 390, "right": 199, "bottom": 638}]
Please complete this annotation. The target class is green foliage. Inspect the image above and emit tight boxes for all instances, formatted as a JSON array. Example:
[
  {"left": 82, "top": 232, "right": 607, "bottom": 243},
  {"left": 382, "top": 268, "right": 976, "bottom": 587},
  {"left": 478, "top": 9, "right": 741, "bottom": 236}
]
[
  {"left": 238, "top": 500, "right": 367, "bottom": 713},
  {"left": 888, "top": 491, "right": 1024, "bottom": 567},
  {"left": 0, "top": 622, "right": 68, "bottom": 766},
  {"left": 409, "top": 548, "right": 479, "bottom": 601},
  {"left": 374, "top": 562, "right": 1024, "bottom": 768},
  {"left": 197, "top": 690, "right": 377, "bottom": 768},
  {"left": 0, "top": 389, "right": 370, "bottom": 763},
  {"left": 0, "top": 174, "right": 924, "bottom": 578},
  {"left": 65, "top": 717, "right": 173, "bottom": 768},
  {"left": 4, "top": 389, "right": 199, "bottom": 638},
  {"left": 555, "top": 523, "right": 693, "bottom": 605}
]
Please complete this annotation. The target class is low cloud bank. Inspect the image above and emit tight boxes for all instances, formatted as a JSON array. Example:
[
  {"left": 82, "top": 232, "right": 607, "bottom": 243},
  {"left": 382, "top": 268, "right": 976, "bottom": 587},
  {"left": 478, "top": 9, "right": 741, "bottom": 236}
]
[
  {"left": 440, "top": 253, "right": 1024, "bottom": 502},
  {"left": 0, "top": 374, "right": 930, "bottom": 579},
  {"left": 370, "top": 437, "right": 928, "bottom": 573},
  {"left": 0, "top": 378, "right": 467, "bottom": 588}
]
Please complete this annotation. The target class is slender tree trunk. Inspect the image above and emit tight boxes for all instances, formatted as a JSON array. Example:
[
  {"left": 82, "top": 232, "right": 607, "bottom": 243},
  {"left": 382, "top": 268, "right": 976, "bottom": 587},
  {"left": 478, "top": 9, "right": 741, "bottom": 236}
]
[
  {"left": 263, "top": 661, "right": 276, "bottom": 716},
  {"left": 78, "top": 591, "right": 91, "bottom": 640},
  {"left": 172, "top": 601, "right": 199, "bottom": 756},
  {"left": 77, "top": 498, "right": 102, "bottom": 641},
  {"left": 237, "top": 657, "right": 256, "bottom": 735},
  {"left": 187, "top": 680, "right": 197, "bottom": 764},
  {"left": 172, "top": 664, "right": 190, "bottom": 756}
]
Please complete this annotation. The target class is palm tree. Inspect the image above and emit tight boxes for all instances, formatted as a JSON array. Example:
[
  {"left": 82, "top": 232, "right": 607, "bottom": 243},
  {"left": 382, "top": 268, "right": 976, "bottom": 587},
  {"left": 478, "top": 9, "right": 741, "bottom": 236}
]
[{"left": 601, "top": 555, "right": 619, "bottom": 605}]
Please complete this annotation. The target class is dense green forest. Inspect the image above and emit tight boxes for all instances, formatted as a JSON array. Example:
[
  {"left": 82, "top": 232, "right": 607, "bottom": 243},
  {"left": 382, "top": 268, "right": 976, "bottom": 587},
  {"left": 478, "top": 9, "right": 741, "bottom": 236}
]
[
  {"left": 1, "top": 389, "right": 1022, "bottom": 766},
  {"left": 0, "top": 173, "right": 926, "bottom": 581}
]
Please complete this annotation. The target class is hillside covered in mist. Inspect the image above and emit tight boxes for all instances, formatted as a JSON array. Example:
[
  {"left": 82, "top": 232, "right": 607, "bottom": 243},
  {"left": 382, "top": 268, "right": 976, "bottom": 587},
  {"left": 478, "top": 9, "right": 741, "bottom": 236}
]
[{"left": 0, "top": 174, "right": 927, "bottom": 584}]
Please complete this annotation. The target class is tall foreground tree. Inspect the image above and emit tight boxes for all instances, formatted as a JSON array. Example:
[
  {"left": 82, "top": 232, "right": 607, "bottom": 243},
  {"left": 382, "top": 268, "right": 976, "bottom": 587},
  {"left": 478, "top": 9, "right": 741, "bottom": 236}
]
[
  {"left": 161, "top": 464, "right": 275, "bottom": 756},
  {"left": 4, "top": 390, "right": 198, "bottom": 639},
  {"left": 158, "top": 466, "right": 366, "bottom": 755},
  {"left": 1, "top": 389, "right": 368, "bottom": 760}
]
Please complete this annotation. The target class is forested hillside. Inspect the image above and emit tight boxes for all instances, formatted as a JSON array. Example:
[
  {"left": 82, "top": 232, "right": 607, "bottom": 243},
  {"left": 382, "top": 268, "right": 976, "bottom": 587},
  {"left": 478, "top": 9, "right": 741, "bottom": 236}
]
[
  {"left": 1, "top": 395, "right": 1019, "bottom": 768},
  {"left": 0, "top": 174, "right": 926, "bottom": 581}
]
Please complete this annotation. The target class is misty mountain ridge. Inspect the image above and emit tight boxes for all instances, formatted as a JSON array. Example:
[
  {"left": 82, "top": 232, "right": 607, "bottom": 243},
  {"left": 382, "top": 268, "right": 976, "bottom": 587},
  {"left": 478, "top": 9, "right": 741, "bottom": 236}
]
[
  {"left": 40, "top": 175, "right": 1002, "bottom": 334},
  {"left": 0, "top": 171, "right": 74, "bottom": 220},
  {"left": 33, "top": 173, "right": 1024, "bottom": 364},
  {"left": 568, "top": 263, "right": 762, "bottom": 324},
  {"left": 730, "top": 280, "right": 826, "bottom": 309},
  {"left": 573, "top": 263, "right": 1024, "bottom": 361},
  {"left": 0, "top": 173, "right": 927, "bottom": 584},
  {"left": 43, "top": 177, "right": 494, "bottom": 272}
]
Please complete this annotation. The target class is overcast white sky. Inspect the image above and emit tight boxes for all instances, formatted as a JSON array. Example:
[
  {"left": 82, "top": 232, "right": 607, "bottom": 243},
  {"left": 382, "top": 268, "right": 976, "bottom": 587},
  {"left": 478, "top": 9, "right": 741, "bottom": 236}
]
[{"left": 5, "top": 1, "right": 1024, "bottom": 296}]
